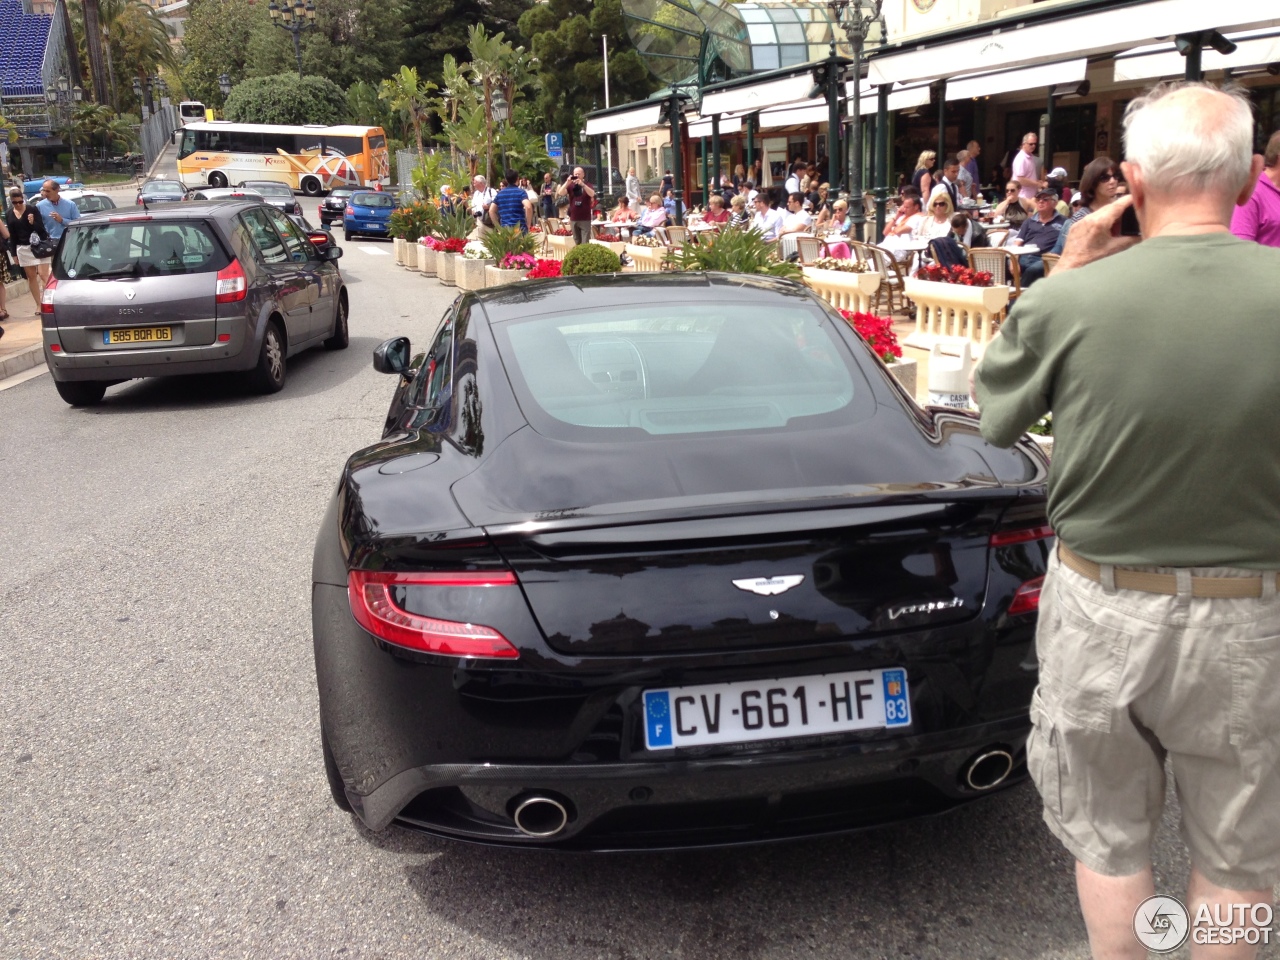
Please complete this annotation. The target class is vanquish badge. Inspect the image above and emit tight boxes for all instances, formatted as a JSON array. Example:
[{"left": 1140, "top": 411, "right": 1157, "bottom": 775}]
[
  {"left": 733, "top": 575, "right": 804, "bottom": 597},
  {"left": 888, "top": 598, "right": 965, "bottom": 620}
]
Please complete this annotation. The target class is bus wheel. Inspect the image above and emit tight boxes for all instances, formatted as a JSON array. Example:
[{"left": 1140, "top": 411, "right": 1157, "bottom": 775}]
[
  {"left": 301, "top": 176, "right": 322, "bottom": 196},
  {"left": 209, "top": 171, "right": 228, "bottom": 188}
]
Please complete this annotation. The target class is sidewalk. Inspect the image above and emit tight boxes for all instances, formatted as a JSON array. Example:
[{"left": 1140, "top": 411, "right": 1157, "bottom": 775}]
[{"left": 0, "top": 278, "right": 44, "bottom": 381}]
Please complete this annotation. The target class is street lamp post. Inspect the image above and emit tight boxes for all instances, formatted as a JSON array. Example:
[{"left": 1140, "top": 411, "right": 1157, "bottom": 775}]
[
  {"left": 492, "top": 92, "right": 509, "bottom": 174},
  {"left": 267, "top": 0, "right": 317, "bottom": 80},
  {"left": 47, "top": 75, "right": 83, "bottom": 182},
  {"left": 218, "top": 73, "right": 232, "bottom": 103},
  {"left": 827, "top": 0, "right": 884, "bottom": 243}
]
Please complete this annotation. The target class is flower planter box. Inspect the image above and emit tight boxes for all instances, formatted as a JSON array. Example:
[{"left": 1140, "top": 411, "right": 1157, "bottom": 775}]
[
  {"left": 437, "top": 252, "right": 458, "bottom": 286},
  {"left": 393, "top": 237, "right": 407, "bottom": 264},
  {"left": 486, "top": 265, "right": 527, "bottom": 287},
  {"left": 457, "top": 257, "right": 494, "bottom": 291},
  {"left": 1028, "top": 433, "right": 1054, "bottom": 459},
  {"left": 417, "top": 244, "right": 436, "bottom": 276},
  {"left": 802, "top": 268, "right": 881, "bottom": 314},
  {"left": 404, "top": 239, "right": 420, "bottom": 271},
  {"left": 591, "top": 238, "right": 627, "bottom": 258},
  {"left": 902, "top": 278, "right": 1009, "bottom": 354},
  {"left": 625, "top": 244, "right": 667, "bottom": 273},
  {"left": 545, "top": 234, "right": 574, "bottom": 261},
  {"left": 887, "top": 357, "right": 918, "bottom": 398}
]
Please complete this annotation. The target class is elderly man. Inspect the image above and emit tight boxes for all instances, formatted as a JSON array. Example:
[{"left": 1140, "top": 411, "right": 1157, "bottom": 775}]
[
  {"left": 1230, "top": 129, "right": 1280, "bottom": 247},
  {"left": 975, "top": 82, "right": 1280, "bottom": 960},
  {"left": 630, "top": 194, "right": 667, "bottom": 237},
  {"left": 36, "top": 179, "right": 80, "bottom": 242},
  {"left": 1012, "top": 131, "right": 1046, "bottom": 200},
  {"left": 962, "top": 140, "right": 982, "bottom": 196},
  {"left": 468, "top": 175, "right": 496, "bottom": 239},
  {"left": 1009, "top": 188, "right": 1065, "bottom": 286},
  {"left": 749, "top": 193, "right": 785, "bottom": 242},
  {"left": 556, "top": 166, "right": 596, "bottom": 245}
]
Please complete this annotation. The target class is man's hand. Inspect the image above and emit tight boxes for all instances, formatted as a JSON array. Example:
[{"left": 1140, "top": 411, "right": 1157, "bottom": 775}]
[
  {"left": 1055, "top": 196, "right": 1141, "bottom": 273},
  {"left": 50, "top": 211, "right": 63, "bottom": 223}
]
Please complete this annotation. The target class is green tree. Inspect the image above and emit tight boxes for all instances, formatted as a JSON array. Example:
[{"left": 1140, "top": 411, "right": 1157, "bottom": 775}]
[
  {"left": 69, "top": 0, "right": 177, "bottom": 110},
  {"left": 401, "top": 0, "right": 531, "bottom": 91},
  {"left": 181, "top": 0, "right": 260, "bottom": 106},
  {"left": 223, "top": 73, "right": 348, "bottom": 125},
  {"left": 378, "top": 66, "right": 435, "bottom": 161},
  {"left": 519, "top": 0, "right": 656, "bottom": 135},
  {"left": 347, "top": 80, "right": 403, "bottom": 139}
]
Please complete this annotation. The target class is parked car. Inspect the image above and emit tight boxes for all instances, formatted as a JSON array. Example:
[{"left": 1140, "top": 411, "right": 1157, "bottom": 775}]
[
  {"left": 61, "top": 189, "right": 117, "bottom": 214},
  {"left": 234, "top": 180, "right": 299, "bottom": 214},
  {"left": 41, "top": 200, "right": 347, "bottom": 406},
  {"left": 341, "top": 190, "right": 395, "bottom": 239},
  {"left": 136, "top": 179, "right": 188, "bottom": 206},
  {"left": 185, "top": 187, "right": 264, "bottom": 203},
  {"left": 22, "top": 175, "right": 75, "bottom": 198},
  {"left": 318, "top": 186, "right": 355, "bottom": 226},
  {"left": 312, "top": 273, "right": 1051, "bottom": 849}
]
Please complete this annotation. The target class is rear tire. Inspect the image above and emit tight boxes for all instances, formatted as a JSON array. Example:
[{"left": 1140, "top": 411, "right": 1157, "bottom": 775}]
[
  {"left": 54, "top": 380, "right": 107, "bottom": 406},
  {"left": 248, "top": 321, "right": 286, "bottom": 394},
  {"left": 301, "top": 176, "right": 322, "bottom": 196},
  {"left": 321, "top": 726, "right": 353, "bottom": 813},
  {"left": 208, "top": 171, "right": 227, "bottom": 189},
  {"left": 324, "top": 298, "right": 349, "bottom": 350}
]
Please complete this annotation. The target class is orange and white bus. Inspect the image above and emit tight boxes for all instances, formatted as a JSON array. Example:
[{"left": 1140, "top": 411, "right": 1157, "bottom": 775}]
[{"left": 176, "top": 122, "right": 390, "bottom": 195}]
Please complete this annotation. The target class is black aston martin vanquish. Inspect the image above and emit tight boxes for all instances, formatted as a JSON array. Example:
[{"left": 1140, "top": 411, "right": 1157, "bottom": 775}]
[{"left": 311, "top": 273, "right": 1052, "bottom": 850}]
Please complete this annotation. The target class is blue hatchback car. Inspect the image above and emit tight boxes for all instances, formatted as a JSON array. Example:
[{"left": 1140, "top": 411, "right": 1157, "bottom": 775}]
[{"left": 342, "top": 191, "right": 396, "bottom": 240}]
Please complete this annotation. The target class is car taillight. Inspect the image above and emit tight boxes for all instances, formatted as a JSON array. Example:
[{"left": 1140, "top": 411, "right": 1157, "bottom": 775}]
[
  {"left": 347, "top": 570, "right": 520, "bottom": 659},
  {"left": 344, "top": 206, "right": 354, "bottom": 216},
  {"left": 1008, "top": 576, "right": 1044, "bottom": 616},
  {"left": 215, "top": 259, "right": 247, "bottom": 303},
  {"left": 41, "top": 276, "right": 57, "bottom": 314},
  {"left": 989, "top": 524, "right": 1054, "bottom": 547}
]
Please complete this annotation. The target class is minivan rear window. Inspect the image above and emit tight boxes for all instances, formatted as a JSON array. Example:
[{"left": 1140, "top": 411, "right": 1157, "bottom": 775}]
[{"left": 55, "top": 220, "right": 230, "bottom": 280}]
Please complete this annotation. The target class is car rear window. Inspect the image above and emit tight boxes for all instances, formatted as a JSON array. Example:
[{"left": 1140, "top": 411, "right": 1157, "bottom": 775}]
[
  {"left": 56, "top": 220, "right": 230, "bottom": 279},
  {"left": 244, "top": 183, "right": 292, "bottom": 196},
  {"left": 496, "top": 301, "right": 870, "bottom": 438},
  {"left": 351, "top": 193, "right": 393, "bottom": 208},
  {"left": 74, "top": 196, "right": 114, "bottom": 213},
  {"left": 144, "top": 182, "right": 185, "bottom": 196}
]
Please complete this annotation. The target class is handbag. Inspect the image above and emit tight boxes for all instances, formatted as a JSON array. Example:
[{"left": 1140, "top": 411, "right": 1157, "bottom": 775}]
[{"left": 29, "top": 234, "right": 55, "bottom": 259}]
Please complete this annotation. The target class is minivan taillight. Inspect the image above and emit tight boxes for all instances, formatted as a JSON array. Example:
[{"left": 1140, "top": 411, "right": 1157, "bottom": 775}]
[
  {"left": 990, "top": 525, "right": 1054, "bottom": 547},
  {"left": 41, "top": 276, "right": 57, "bottom": 314},
  {"left": 215, "top": 259, "right": 247, "bottom": 303},
  {"left": 1008, "top": 576, "right": 1044, "bottom": 616},
  {"left": 347, "top": 570, "right": 520, "bottom": 659}
]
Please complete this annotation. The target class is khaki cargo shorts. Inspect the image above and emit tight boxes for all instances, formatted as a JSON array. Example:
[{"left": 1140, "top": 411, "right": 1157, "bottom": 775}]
[{"left": 1028, "top": 549, "right": 1280, "bottom": 891}]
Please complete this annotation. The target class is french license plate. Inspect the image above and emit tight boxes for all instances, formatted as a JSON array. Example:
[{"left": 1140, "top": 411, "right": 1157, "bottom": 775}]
[
  {"left": 363, "top": 222, "right": 383, "bottom": 230},
  {"left": 643, "top": 668, "right": 910, "bottom": 750},
  {"left": 103, "top": 326, "right": 171, "bottom": 345}
]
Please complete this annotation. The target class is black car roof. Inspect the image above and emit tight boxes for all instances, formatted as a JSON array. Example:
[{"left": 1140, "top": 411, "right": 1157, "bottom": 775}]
[{"left": 472, "top": 273, "right": 817, "bottom": 323}]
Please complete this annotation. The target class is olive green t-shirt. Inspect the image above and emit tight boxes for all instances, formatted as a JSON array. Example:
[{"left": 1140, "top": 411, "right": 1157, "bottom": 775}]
[{"left": 975, "top": 232, "right": 1280, "bottom": 568}]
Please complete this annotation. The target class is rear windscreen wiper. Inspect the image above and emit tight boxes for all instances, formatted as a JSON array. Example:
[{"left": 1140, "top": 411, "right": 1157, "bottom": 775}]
[{"left": 85, "top": 262, "right": 143, "bottom": 279}]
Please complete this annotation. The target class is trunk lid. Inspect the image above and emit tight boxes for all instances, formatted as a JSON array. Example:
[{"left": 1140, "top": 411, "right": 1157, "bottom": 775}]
[{"left": 495, "top": 496, "right": 1006, "bottom": 656}]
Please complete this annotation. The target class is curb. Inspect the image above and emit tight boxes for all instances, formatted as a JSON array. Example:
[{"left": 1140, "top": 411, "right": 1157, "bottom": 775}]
[{"left": 0, "top": 343, "right": 42, "bottom": 380}]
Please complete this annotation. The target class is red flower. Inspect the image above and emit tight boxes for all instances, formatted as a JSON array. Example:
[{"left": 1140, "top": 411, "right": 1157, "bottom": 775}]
[
  {"left": 524, "top": 258, "right": 563, "bottom": 279},
  {"left": 913, "top": 264, "right": 994, "bottom": 287},
  {"left": 839, "top": 309, "right": 902, "bottom": 362}
]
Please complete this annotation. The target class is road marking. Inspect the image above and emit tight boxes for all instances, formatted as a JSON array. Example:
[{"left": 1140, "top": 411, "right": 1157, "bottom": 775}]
[{"left": 359, "top": 247, "right": 390, "bottom": 256}]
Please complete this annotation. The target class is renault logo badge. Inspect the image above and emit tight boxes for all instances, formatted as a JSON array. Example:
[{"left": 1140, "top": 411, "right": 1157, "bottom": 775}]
[
  {"left": 733, "top": 575, "right": 804, "bottom": 597},
  {"left": 124, "top": 289, "right": 136, "bottom": 300}
]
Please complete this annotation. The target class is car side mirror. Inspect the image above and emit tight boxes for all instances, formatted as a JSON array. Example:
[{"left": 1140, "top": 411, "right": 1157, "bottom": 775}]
[
  {"left": 373, "top": 337, "right": 411, "bottom": 376},
  {"left": 324, "top": 245, "right": 342, "bottom": 261}
]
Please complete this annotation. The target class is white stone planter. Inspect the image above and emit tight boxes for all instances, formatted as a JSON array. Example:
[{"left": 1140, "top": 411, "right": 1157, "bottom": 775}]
[
  {"left": 802, "top": 268, "right": 881, "bottom": 314},
  {"left": 417, "top": 244, "right": 436, "bottom": 276},
  {"left": 437, "top": 252, "right": 458, "bottom": 286},
  {"left": 393, "top": 237, "right": 407, "bottom": 264},
  {"left": 457, "top": 257, "right": 494, "bottom": 291},
  {"left": 887, "top": 357, "right": 918, "bottom": 398},
  {"left": 625, "top": 244, "right": 667, "bottom": 273},
  {"left": 591, "top": 238, "right": 628, "bottom": 258},
  {"left": 1028, "top": 433, "right": 1054, "bottom": 459},
  {"left": 545, "top": 234, "right": 574, "bottom": 261},
  {"left": 404, "top": 239, "right": 420, "bottom": 271},
  {"left": 485, "top": 265, "right": 527, "bottom": 287},
  {"left": 902, "top": 278, "right": 1009, "bottom": 354}
]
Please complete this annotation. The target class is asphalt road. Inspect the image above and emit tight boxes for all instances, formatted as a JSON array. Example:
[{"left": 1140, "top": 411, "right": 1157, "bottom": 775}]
[{"left": 0, "top": 229, "right": 1242, "bottom": 959}]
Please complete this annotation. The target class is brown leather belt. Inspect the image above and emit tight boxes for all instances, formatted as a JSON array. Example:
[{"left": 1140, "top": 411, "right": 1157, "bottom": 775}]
[{"left": 1057, "top": 544, "right": 1272, "bottom": 599}]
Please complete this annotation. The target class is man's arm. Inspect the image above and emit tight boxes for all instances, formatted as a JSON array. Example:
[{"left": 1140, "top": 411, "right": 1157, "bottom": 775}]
[
  {"left": 973, "top": 309, "right": 1053, "bottom": 448},
  {"left": 523, "top": 198, "right": 533, "bottom": 230},
  {"left": 1053, "top": 197, "right": 1140, "bottom": 274}
]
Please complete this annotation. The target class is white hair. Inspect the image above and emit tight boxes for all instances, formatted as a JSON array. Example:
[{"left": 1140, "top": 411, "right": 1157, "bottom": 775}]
[{"left": 1122, "top": 82, "right": 1253, "bottom": 195}]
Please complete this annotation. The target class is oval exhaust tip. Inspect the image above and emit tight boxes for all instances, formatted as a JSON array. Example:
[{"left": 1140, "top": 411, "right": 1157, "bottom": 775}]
[
  {"left": 965, "top": 749, "right": 1014, "bottom": 791},
  {"left": 512, "top": 795, "right": 570, "bottom": 838}
]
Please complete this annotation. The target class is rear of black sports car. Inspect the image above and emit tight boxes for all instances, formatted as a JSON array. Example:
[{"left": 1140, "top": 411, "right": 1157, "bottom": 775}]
[{"left": 312, "top": 274, "right": 1051, "bottom": 850}]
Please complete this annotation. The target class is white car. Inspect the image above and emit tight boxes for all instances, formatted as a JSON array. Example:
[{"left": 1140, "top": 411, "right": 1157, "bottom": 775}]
[{"left": 60, "top": 189, "right": 118, "bottom": 214}]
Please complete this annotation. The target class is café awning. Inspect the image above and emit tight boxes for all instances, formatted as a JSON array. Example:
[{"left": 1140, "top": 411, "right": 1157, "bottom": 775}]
[
  {"left": 585, "top": 102, "right": 665, "bottom": 136},
  {"left": 851, "top": 82, "right": 932, "bottom": 116},
  {"left": 699, "top": 68, "right": 816, "bottom": 117},
  {"left": 1114, "top": 27, "right": 1280, "bottom": 83},
  {"left": 687, "top": 115, "right": 744, "bottom": 136},
  {"left": 756, "top": 102, "right": 829, "bottom": 129},
  {"left": 944, "top": 58, "right": 1087, "bottom": 100},
  {"left": 868, "top": 0, "right": 1280, "bottom": 86}
]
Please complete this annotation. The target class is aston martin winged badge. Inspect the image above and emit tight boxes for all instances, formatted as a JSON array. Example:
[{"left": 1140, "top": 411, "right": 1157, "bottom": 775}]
[{"left": 732, "top": 575, "right": 804, "bottom": 597}]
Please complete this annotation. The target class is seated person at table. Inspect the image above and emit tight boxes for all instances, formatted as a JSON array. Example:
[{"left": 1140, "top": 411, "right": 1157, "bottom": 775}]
[
  {"left": 915, "top": 192, "right": 955, "bottom": 241},
  {"left": 778, "top": 192, "right": 813, "bottom": 236},
  {"left": 950, "top": 211, "right": 989, "bottom": 248},
  {"left": 632, "top": 194, "right": 668, "bottom": 236},
  {"left": 702, "top": 194, "right": 730, "bottom": 225},
  {"left": 823, "top": 199, "right": 853, "bottom": 237},
  {"left": 879, "top": 194, "right": 924, "bottom": 261},
  {"left": 728, "top": 195, "right": 751, "bottom": 229},
  {"left": 993, "top": 180, "right": 1033, "bottom": 228},
  {"left": 610, "top": 197, "right": 635, "bottom": 222},
  {"left": 1009, "top": 188, "right": 1065, "bottom": 287},
  {"left": 749, "top": 193, "right": 786, "bottom": 241}
]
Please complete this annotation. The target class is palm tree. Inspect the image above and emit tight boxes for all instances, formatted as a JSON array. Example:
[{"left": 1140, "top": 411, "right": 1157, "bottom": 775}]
[
  {"left": 81, "top": 0, "right": 109, "bottom": 103},
  {"left": 378, "top": 66, "right": 436, "bottom": 162},
  {"left": 69, "top": 0, "right": 176, "bottom": 110},
  {"left": 431, "top": 55, "right": 473, "bottom": 170}
]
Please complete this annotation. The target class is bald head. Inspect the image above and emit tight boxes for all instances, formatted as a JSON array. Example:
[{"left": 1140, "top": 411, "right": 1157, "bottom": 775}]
[{"left": 1123, "top": 83, "right": 1253, "bottom": 196}]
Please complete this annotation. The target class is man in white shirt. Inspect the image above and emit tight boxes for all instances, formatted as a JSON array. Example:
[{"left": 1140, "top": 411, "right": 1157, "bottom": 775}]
[
  {"left": 778, "top": 192, "right": 813, "bottom": 235},
  {"left": 1012, "top": 132, "right": 1046, "bottom": 200},
  {"left": 880, "top": 195, "right": 924, "bottom": 261},
  {"left": 784, "top": 162, "right": 802, "bottom": 196},
  {"left": 468, "top": 175, "right": 497, "bottom": 238},
  {"left": 928, "top": 157, "right": 963, "bottom": 210},
  {"left": 749, "top": 194, "right": 785, "bottom": 241},
  {"left": 956, "top": 149, "right": 976, "bottom": 200}
]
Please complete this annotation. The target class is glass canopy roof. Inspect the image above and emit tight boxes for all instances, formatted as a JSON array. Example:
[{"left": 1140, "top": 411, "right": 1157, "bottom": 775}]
[{"left": 623, "top": 0, "right": 855, "bottom": 86}]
